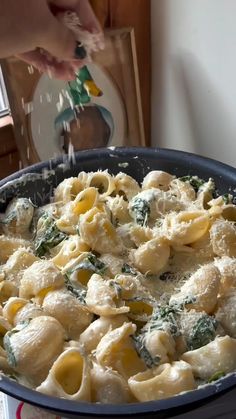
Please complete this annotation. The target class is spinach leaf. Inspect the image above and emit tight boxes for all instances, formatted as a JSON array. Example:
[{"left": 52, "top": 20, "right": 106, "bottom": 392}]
[
  {"left": 187, "top": 315, "right": 218, "bottom": 350},
  {"left": 208, "top": 371, "right": 225, "bottom": 383},
  {"left": 170, "top": 296, "right": 196, "bottom": 311},
  {"left": 1, "top": 199, "right": 35, "bottom": 226},
  {"left": 109, "top": 281, "right": 123, "bottom": 299},
  {"left": 222, "top": 194, "right": 232, "bottom": 204},
  {"left": 148, "top": 305, "right": 180, "bottom": 337},
  {"left": 179, "top": 175, "right": 205, "bottom": 192},
  {"left": 87, "top": 253, "right": 107, "bottom": 273},
  {"left": 3, "top": 334, "right": 16, "bottom": 368},
  {"left": 130, "top": 197, "right": 150, "bottom": 227},
  {"left": 146, "top": 297, "right": 195, "bottom": 338},
  {"left": 121, "top": 263, "right": 137, "bottom": 276},
  {"left": 0, "top": 211, "right": 17, "bottom": 225},
  {"left": 67, "top": 253, "right": 106, "bottom": 278},
  {"left": 34, "top": 214, "right": 67, "bottom": 257},
  {"left": 65, "top": 253, "right": 106, "bottom": 297},
  {"left": 65, "top": 276, "right": 87, "bottom": 305},
  {"left": 133, "top": 334, "right": 160, "bottom": 368},
  {"left": 3, "top": 320, "right": 31, "bottom": 368}
]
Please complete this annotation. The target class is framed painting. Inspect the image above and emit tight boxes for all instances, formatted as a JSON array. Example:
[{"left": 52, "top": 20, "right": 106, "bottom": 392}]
[{"left": 1, "top": 27, "right": 145, "bottom": 166}]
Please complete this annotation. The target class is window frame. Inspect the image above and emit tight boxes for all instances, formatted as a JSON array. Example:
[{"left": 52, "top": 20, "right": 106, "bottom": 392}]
[{"left": 0, "top": 67, "right": 9, "bottom": 117}]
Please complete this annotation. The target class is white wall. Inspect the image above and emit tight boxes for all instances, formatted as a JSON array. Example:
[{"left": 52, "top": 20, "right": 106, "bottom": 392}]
[{"left": 151, "top": 0, "right": 236, "bottom": 167}]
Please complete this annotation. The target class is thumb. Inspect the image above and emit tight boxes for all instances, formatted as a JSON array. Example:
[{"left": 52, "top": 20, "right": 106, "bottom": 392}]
[{"left": 41, "top": 15, "right": 86, "bottom": 61}]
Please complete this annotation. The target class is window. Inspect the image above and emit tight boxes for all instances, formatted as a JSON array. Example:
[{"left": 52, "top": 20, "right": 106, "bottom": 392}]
[{"left": 0, "top": 67, "right": 9, "bottom": 117}]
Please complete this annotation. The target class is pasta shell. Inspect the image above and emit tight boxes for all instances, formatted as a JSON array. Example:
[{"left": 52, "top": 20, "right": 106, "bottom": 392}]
[
  {"left": 96, "top": 322, "right": 145, "bottom": 379},
  {"left": 163, "top": 210, "right": 210, "bottom": 245},
  {"left": 4, "top": 316, "right": 65, "bottom": 385},
  {"left": 37, "top": 348, "right": 90, "bottom": 401},
  {"left": 128, "top": 361, "right": 196, "bottom": 402},
  {"left": 182, "top": 336, "right": 236, "bottom": 380},
  {"left": 142, "top": 171, "right": 174, "bottom": 191},
  {"left": 86, "top": 171, "right": 115, "bottom": 197},
  {"left": 86, "top": 274, "right": 129, "bottom": 316},
  {"left": 19, "top": 260, "right": 65, "bottom": 301},
  {"left": 54, "top": 177, "right": 83, "bottom": 203},
  {"left": 169, "top": 264, "right": 220, "bottom": 314},
  {"left": 131, "top": 238, "right": 170, "bottom": 275},
  {"left": 79, "top": 315, "right": 128, "bottom": 353},
  {"left": 42, "top": 289, "right": 93, "bottom": 340},
  {"left": 91, "top": 362, "right": 133, "bottom": 403}
]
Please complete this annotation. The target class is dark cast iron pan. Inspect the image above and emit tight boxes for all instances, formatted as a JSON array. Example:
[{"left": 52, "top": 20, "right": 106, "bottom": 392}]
[{"left": 0, "top": 147, "right": 235, "bottom": 419}]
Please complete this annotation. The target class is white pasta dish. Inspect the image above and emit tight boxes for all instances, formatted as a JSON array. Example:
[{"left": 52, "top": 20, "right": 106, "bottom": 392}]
[{"left": 0, "top": 169, "right": 236, "bottom": 404}]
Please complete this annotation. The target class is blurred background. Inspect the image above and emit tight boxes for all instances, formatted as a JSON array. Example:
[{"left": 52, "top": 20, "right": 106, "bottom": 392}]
[
  {"left": 151, "top": 0, "right": 236, "bottom": 168},
  {"left": 1, "top": 0, "right": 236, "bottom": 179}
]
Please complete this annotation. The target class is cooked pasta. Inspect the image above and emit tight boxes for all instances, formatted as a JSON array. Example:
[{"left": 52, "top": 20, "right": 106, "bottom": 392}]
[
  {"left": 0, "top": 169, "right": 236, "bottom": 403},
  {"left": 91, "top": 362, "right": 133, "bottom": 403},
  {"left": 37, "top": 347, "right": 91, "bottom": 400}
]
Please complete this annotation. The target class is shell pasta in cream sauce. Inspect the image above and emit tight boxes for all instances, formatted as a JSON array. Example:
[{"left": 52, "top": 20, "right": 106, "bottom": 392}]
[{"left": 0, "top": 170, "right": 236, "bottom": 403}]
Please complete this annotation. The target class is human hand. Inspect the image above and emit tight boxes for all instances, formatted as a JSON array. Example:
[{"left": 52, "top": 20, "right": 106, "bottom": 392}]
[{"left": 0, "top": 0, "right": 103, "bottom": 80}]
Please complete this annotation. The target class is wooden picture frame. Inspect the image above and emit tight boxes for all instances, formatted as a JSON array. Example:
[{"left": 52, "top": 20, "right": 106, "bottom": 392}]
[{"left": 1, "top": 27, "right": 145, "bottom": 166}]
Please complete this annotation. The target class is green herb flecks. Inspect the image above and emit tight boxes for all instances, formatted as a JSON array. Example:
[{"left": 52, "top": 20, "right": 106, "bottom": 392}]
[
  {"left": 3, "top": 320, "right": 31, "bottom": 368},
  {"left": 208, "top": 371, "right": 225, "bottom": 383},
  {"left": 179, "top": 176, "right": 206, "bottom": 192},
  {"left": 121, "top": 263, "right": 137, "bottom": 276},
  {"left": 67, "top": 253, "right": 106, "bottom": 279},
  {"left": 8, "top": 319, "right": 31, "bottom": 334},
  {"left": 148, "top": 305, "right": 180, "bottom": 337},
  {"left": 0, "top": 210, "right": 17, "bottom": 225},
  {"left": 133, "top": 334, "right": 160, "bottom": 369},
  {"left": 171, "top": 296, "right": 196, "bottom": 311},
  {"left": 65, "top": 276, "right": 87, "bottom": 305},
  {"left": 65, "top": 253, "right": 106, "bottom": 295},
  {"left": 34, "top": 214, "right": 67, "bottom": 257},
  {"left": 109, "top": 281, "right": 123, "bottom": 299},
  {"left": 222, "top": 194, "right": 233, "bottom": 204},
  {"left": 130, "top": 197, "right": 150, "bottom": 227},
  {"left": 145, "top": 297, "right": 196, "bottom": 338},
  {"left": 87, "top": 254, "right": 106, "bottom": 273},
  {"left": 187, "top": 315, "right": 218, "bottom": 350},
  {"left": 3, "top": 334, "right": 16, "bottom": 368},
  {"left": 1, "top": 198, "right": 35, "bottom": 226}
]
